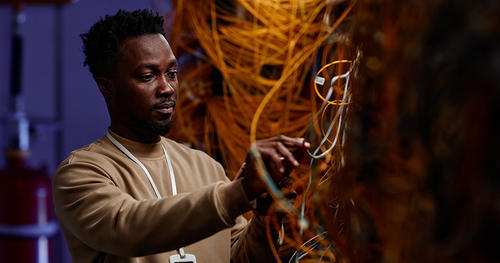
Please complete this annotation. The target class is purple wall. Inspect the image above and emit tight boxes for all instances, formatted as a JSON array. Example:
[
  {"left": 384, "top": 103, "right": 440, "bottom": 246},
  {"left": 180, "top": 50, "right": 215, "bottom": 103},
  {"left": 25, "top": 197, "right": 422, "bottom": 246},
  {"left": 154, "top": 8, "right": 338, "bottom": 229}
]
[{"left": 0, "top": 1, "right": 161, "bottom": 262}]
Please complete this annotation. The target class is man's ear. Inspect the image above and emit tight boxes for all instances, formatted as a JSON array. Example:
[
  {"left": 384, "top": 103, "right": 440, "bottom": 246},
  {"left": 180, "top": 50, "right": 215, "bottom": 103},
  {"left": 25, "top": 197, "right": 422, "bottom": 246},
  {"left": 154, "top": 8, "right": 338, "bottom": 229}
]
[{"left": 96, "top": 77, "right": 113, "bottom": 101}]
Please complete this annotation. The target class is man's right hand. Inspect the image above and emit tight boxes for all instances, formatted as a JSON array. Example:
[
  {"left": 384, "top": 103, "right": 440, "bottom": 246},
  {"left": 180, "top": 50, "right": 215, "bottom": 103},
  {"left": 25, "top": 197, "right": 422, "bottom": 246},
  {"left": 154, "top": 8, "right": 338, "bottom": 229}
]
[{"left": 237, "top": 135, "right": 310, "bottom": 200}]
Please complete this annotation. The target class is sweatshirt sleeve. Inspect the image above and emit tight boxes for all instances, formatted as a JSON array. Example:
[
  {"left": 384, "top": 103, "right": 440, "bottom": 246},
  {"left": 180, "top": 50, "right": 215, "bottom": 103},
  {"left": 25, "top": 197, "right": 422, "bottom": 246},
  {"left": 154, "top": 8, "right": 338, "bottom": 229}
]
[
  {"left": 211, "top": 160, "right": 279, "bottom": 262},
  {"left": 53, "top": 156, "right": 250, "bottom": 257},
  {"left": 201, "top": 152, "right": 280, "bottom": 263},
  {"left": 230, "top": 214, "right": 279, "bottom": 263}
]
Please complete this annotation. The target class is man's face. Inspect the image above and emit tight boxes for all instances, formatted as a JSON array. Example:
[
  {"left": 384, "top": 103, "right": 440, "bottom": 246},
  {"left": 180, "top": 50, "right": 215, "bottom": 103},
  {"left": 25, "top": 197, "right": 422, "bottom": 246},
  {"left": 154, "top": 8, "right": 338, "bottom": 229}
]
[{"left": 107, "top": 33, "right": 178, "bottom": 138}]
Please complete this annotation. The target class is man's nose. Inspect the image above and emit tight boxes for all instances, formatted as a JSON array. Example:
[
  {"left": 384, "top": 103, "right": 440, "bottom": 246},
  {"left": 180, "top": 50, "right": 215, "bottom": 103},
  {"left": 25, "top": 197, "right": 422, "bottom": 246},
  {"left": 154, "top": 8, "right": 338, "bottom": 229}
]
[{"left": 156, "top": 75, "right": 175, "bottom": 97}]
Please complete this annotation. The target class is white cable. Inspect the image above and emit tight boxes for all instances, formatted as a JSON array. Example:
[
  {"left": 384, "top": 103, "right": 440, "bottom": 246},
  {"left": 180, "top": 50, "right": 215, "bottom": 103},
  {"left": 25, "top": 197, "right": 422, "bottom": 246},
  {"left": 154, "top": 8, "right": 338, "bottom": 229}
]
[
  {"left": 106, "top": 132, "right": 186, "bottom": 258},
  {"left": 161, "top": 145, "right": 177, "bottom": 196},
  {"left": 288, "top": 231, "right": 328, "bottom": 263},
  {"left": 294, "top": 64, "right": 353, "bottom": 262},
  {"left": 300, "top": 70, "right": 351, "bottom": 237},
  {"left": 308, "top": 71, "right": 351, "bottom": 159},
  {"left": 106, "top": 132, "right": 163, "bottom": 198}
]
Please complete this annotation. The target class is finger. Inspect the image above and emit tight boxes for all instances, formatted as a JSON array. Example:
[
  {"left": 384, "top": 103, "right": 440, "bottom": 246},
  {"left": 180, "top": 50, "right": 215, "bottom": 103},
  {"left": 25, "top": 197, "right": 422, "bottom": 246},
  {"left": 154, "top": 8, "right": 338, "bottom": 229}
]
[
  {"left": 234, "top": 162, "right": 247, "bottom": 180},
  {"left": 276, "top": 142, "right": 299, "bottom": 166},
  {"left": 277, "top": 135, "right": 311, "bottom": 149},
  {"left": 258, "top": 147, "right": 285, "bottom": 175},
  {"left": 267, "top": 148, "right": 286, "bottom": 174}
]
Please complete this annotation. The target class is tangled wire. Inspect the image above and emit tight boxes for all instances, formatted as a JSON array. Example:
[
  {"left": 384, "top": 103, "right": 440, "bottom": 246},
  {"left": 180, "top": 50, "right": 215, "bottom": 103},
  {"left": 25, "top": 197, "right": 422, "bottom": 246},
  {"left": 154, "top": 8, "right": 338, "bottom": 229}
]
[{"left": 163, "top": 0, "right": 500, "bottom": 262}]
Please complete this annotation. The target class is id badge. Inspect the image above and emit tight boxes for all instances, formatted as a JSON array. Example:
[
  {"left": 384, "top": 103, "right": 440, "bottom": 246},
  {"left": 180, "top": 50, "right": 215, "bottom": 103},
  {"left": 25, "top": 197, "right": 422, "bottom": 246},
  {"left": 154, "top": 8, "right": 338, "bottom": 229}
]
[{"left": 169, "top": 253, "right": 196, "bottom": 263}]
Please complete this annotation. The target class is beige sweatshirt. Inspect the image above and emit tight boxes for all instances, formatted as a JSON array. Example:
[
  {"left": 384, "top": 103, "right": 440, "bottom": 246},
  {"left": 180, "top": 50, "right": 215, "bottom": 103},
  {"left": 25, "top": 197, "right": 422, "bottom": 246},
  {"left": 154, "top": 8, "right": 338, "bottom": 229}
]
[{"left": 53, "top": 130, "right": 274, "bottom": 263}]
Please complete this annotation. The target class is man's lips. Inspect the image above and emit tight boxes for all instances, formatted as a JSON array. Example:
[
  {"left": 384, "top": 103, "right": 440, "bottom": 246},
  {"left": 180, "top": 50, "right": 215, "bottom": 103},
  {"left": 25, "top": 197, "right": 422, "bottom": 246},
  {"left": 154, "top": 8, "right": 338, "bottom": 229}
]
[
  {"left": 154, "top": 107, "right": 173, "bottom": 114},
  {"left": 153, "top": 102, "right": 175, "bottom": 115}
]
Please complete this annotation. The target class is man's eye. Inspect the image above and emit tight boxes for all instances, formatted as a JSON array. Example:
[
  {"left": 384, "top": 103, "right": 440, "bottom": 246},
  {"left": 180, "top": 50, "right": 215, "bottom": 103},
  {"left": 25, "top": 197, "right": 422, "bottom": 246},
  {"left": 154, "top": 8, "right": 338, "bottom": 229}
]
[
  {"left": 166, "top": 71, "right": 177, "bottom": 79},
  {"left": 139, "top": 74, "right": 154, "bottom": 82}
]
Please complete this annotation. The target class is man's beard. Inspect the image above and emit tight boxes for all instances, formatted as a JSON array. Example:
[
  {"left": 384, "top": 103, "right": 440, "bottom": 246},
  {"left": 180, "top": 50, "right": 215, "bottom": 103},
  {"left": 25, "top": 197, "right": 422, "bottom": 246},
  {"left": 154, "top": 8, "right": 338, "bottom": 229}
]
[{"left": 130, "top": 117, "right": 173, "bottom": 137}]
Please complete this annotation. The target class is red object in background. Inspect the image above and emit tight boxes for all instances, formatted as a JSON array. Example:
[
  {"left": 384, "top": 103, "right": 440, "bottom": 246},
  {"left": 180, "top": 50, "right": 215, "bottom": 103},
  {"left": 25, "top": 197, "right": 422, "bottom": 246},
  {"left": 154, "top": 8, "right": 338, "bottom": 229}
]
[
  {"left": 0, "top": 150, "right": 57, "bottom": 263},
  {"left": 0, "top": 0, "right": 66, "bottom": 261},
  {"left": 0, "top": 0, "right": 70, "bottom": 12},
  {"left": 0, "top": 0, "right": 69, "bottom": 4}
]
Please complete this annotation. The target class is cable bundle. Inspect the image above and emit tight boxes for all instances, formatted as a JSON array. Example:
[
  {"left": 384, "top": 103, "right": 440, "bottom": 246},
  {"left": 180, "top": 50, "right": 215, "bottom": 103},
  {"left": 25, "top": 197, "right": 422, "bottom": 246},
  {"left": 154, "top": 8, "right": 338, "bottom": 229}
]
[
  {"left": 165, "top": 0, "right": 356, "bottom": 261},
  {"left": 165, "top": 0, "right": 500, "bottom": 262}
]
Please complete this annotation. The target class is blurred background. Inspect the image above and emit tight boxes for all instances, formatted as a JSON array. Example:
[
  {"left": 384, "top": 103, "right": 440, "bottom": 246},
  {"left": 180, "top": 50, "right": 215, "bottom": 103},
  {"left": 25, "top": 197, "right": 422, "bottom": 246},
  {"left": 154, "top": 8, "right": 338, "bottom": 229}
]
[{"left": 0, "top": 1, "right": 161, "bottom": 262}]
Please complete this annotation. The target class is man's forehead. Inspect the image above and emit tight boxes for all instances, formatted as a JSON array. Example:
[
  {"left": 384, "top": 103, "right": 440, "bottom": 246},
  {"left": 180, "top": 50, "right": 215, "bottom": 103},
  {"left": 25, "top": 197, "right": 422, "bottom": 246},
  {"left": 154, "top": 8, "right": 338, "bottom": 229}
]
[
  {"left": 136, "top": 58, "right": 178, "bottom": 70},
  {"left": 118, "top": 34, "right": 174, "bottom": 63}
]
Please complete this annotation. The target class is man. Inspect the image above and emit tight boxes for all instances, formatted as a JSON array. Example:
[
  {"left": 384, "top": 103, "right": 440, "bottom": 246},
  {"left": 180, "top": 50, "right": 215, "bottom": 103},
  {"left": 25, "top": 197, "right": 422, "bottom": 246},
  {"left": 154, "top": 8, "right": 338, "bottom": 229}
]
[{"left": 53, "top": 9, "right": 309, "bottom": 263}]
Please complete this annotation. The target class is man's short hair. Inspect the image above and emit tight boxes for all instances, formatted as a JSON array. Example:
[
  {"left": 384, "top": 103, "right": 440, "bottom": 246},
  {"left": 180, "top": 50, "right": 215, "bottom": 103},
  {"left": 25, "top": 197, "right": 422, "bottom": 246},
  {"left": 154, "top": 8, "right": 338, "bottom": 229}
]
[{"left": 81, "top": 9, "right": 165, "bottom": 78}]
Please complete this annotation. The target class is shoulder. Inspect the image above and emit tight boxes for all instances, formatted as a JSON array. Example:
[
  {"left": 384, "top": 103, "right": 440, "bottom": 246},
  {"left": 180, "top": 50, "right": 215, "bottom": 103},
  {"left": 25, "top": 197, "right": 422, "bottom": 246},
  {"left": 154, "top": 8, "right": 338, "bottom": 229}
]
[
  {"left": 54, "top": 137, "right": 119, "bottom": 185},
  {"left": 58, "top": 137, "right": 114, "bottom": 167}
]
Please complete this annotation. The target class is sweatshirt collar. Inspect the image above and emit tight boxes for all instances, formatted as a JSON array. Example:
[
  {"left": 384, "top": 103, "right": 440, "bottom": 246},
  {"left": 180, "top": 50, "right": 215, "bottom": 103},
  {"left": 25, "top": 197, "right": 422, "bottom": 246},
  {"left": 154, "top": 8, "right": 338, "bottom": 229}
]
[{"left": 107, "top": 129, "right": 165, "bottom": 159}]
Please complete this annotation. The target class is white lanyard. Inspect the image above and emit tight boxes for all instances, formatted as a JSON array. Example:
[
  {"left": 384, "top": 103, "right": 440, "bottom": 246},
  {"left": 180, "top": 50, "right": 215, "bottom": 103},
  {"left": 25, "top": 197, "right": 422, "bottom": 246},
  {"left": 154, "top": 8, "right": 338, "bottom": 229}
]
[
  {"left": 106, "top": 131, "right": 177, "bottom": 198},
  {"left": 105, "top": 132, "right": 188, "bottom": 258}
]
